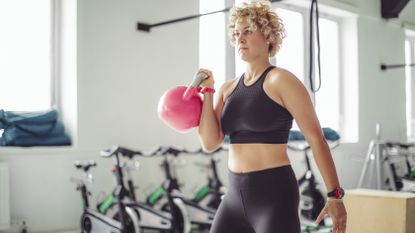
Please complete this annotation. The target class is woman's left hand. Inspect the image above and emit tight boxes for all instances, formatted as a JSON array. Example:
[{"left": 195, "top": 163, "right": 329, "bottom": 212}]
[{"left": 315, "top": 199, "right": 347, "bottom": 233}]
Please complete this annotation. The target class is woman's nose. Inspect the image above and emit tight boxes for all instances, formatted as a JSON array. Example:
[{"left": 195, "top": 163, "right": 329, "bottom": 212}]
[{"left": 237, "top": 36, "right": 245, "bottom": 44}]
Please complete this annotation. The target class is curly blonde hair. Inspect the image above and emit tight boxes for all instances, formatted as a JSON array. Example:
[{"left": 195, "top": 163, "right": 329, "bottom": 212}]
[{"left": 228, "top": 0, "right": 285, "bottom": 57}]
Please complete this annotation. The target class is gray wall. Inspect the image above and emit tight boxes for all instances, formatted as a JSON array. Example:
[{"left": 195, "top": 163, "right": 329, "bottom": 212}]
[{"left": 1, "top": 0, "right": 415, "bottom": 232}]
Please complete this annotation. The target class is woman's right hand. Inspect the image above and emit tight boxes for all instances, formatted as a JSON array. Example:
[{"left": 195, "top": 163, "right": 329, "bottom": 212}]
[{"left": 195, "top": 68, "right": 214, "bottom": 88}]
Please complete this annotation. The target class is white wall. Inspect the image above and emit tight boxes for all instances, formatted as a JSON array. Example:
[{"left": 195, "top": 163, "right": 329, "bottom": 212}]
[
  {"left": 76, "top": 0, "right": 201, "bottom": 149},
  {"left": 1, "top": 0, "right": 415, "bottom": 232}
]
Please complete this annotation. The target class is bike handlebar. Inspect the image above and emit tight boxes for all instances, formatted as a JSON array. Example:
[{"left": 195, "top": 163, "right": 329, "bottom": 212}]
[
  {"left": 385, "top": 142, "right": 415, "bottom": 149},
  {"left": 287, "top": 140, "right": 340, "bottom": 152},
  {"left": 100, "top": 144, "right": 228, "bottom": 159},
  {"left": 145, "top": 145, "right": 228, "bottom": 157},
  {"left": 100, "top": 145, "right": 143, "bottom": 159}
]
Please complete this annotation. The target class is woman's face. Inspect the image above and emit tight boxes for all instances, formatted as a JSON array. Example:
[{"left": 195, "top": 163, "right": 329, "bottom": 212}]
[{"left": 233, "top": 18, "right": 269, "bottom": 61}]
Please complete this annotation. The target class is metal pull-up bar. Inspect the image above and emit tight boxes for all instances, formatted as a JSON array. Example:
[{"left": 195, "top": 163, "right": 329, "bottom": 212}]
[
  {"left": 136, "top": 0, "right": 282, "bottom": 32},
  {"left": 137, "top": 7, "right": 231, "bottom": 32}
]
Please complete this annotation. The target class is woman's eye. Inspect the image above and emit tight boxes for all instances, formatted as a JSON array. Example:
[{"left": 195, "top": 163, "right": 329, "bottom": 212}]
[
  {"left": 244, "top": 29, "right": 253, "bottom": 35},
  {"left": 233, "top": 28, "right": 253, "bottom": 39}
]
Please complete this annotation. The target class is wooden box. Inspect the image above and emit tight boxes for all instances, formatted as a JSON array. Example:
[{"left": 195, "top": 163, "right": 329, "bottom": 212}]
[{"left": 344, "top": 189, "right": 415, "bottom": 233}]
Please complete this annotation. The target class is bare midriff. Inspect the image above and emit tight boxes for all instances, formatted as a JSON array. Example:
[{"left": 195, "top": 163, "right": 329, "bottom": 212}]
[{"left": 228, "top": 143, "right": 291, "bottom": 173}]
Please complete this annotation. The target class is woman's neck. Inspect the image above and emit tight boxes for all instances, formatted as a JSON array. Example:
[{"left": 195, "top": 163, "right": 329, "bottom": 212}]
[{"left": 244, "top": 59, "right": 272, "bottom": 82}]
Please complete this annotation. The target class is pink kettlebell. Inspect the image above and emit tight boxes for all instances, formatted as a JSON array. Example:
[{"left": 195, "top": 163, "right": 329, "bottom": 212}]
[{"left": 158, "top": 72, "right": 208, "bottom": 133}]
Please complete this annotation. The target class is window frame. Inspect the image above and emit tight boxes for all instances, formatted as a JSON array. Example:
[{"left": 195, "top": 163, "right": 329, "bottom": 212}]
[
  {"left": 405, "top": 30, "right": 415, "bottom": 141},
  {"left": 51, "top": 0, "right": 62, "bottom": 110}
]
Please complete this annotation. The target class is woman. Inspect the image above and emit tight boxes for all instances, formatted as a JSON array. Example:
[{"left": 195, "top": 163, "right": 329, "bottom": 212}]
[{"left": 196, "top": 1, "right": 347, "bottom": 233}]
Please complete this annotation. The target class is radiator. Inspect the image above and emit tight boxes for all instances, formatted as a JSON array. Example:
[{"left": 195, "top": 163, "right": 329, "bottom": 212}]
[{"left": 0, "top": 162, "right": 10, "bottom": 230}]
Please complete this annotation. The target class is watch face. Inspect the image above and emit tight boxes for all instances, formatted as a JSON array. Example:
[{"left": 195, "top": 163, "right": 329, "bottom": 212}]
[
  {"left": 336, "top": 187, "right": 344, "bottom": 198},
  {"left": 329, "top": 187, "right": 344, "bottom": 198}
]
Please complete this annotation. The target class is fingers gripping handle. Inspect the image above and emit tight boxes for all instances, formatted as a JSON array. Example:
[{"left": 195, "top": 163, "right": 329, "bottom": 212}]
[
  {"left": 191, "top": 72, "right": 209, "bottom": 88},
  {"left": 183, "top": 72, "right": 208, "bottom": 101}
]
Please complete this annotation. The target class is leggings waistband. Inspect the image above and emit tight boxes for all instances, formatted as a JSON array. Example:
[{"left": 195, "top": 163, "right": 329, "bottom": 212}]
[{"left": 227, "top": 165, "right": 296, "bottom": 190}]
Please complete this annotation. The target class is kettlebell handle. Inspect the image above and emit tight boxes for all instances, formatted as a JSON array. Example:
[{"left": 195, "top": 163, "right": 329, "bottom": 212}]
[{"left": 183, "top": 72, "right": 208, "bottom": 101}]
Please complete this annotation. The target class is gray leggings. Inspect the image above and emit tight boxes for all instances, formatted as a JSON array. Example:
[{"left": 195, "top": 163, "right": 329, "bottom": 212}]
[{"left": 209, "top": 165, "right": 301, "bottom": 233}]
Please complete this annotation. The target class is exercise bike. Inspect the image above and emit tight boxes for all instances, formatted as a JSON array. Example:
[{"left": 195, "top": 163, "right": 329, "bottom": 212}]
[
  {"left": 98, "top": 145, "right": 192, "bottom": 233},
  {"left": 288, "top": 128, "right": 340, "bottom": 227},
  {"left": 384, "top": 142, "right": 415, "bottom": 192},
  {"left": 191, "top": 146, "right": 227, "bottom": 210},
  {"left": 147, "top": 146, "right": 227, "bottom": 211},
  {"left": 70, "top": 160, "right": 140, "bottom": 233},
  {"left": 144, "top": 146, "right": 216, "bottom": 232}
]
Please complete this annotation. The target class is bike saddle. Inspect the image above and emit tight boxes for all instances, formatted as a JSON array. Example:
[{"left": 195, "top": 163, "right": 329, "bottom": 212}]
[
  {"left": 74, "top": 160, "right": 96, "bottom": 172},
  {"left": 199, "top": 146, "right": 228, "bottom": 155}
]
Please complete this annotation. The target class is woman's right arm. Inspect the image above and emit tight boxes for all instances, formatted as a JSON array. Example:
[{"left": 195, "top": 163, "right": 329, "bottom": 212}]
[
  {"left": 197, "top": 70, "right": 230, "bottom": 153},
  {"left": 198, "top": 90, "right": 224, "bottom": 152}
]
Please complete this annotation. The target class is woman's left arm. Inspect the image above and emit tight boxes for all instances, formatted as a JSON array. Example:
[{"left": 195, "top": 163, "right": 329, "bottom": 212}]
[{"left": 272, "top": 69, "right": 347, "bottom": 232}]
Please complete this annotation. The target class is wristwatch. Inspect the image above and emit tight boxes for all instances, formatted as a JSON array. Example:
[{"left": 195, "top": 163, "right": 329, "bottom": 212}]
[
  {"left": 327, "top": 187, "right": 345, "bottom": 199},
  {"left": 197, "top": 87, "right": 215, "bottom": 93}
]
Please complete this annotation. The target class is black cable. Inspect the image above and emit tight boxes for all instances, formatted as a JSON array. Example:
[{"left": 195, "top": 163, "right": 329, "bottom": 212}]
[
  {"left": 381, "top": 63, "right": 415, "bottom": 71},
  {"left": 309, "top": 0, "right": 322, "bottom": 93},
  {"left": 137, "top": 0, "right": 284, "bottom": 32},
  {"left": 137, "top": 8, "right": 231, "bottom": 32}
]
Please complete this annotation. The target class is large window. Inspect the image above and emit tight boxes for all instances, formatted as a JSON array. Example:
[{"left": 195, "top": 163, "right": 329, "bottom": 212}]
[
  {"left": 199, "top": 0, "right": 226, "bottom": 103},
  {"left": 275, "top": 9, "right": 305, "bottom": 83},
  {"left": 405, "top": 31, "right": 415, "bottom": 142},
  {"left": 313, "top": 18, "right": 340, "bottom": 132},
  {"left": 200, "top": 2, "right": 357, "bottom": 142},
  {"left": 274, "top": 8, "right": 305, "bottom": 131},
  {"left": 0, "top": 0, "right": 55, "bottom": 111},
  {"left": 276, "top": 10, "right": 343, "bottom": 132}
]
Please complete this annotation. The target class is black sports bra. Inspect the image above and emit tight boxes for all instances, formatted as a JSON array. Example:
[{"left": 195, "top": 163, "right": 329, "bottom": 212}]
[{"left": 220, "top": 66, "right": 293, "bottom": 144}]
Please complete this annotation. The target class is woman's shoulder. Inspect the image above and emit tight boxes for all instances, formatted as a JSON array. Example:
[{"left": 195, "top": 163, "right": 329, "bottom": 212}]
[
  {"left": 220, "top": 76, "right": 240, "bottom": 91},
  {"left": 269, "top": 67, "right": 296, "bottom": 80},
  {"left": 268, "top": 67, "right": 304, "bottom": 88}
]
